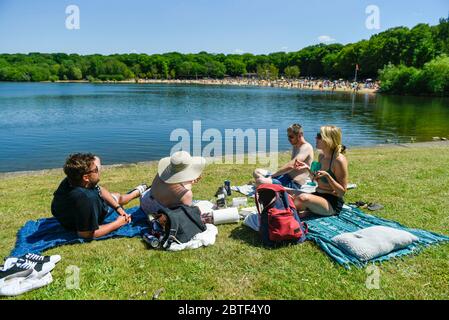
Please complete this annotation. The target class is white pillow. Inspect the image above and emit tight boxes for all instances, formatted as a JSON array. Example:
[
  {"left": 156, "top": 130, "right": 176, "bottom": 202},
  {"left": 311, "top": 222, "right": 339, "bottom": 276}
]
[{"left": 332, "top": 226, "right": 418, "bottom": 261}]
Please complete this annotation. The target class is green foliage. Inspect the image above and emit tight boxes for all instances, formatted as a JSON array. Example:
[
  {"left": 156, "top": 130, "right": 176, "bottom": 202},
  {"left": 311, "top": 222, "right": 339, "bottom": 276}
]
[
  {"left": 257, "top": 64, "right": 279, "bottom": 80},
  {"left": 435, "top": 17, "right": 449, "bottom": 54},
  {"left": 49, "top": 75, "right": 59, "bottom": 82},
  {"left": 379, "top": 63, "right": 420, "bottom": 94},
  {"left": 380, "top": 55, "right": 449, "bottom": 96},
  {"left": 224, "top": 58, "right": 246, "bottom": 77},
  {"left": 284, "top": 65, "right": 300, "bottom": 79},
  {"left": 421, "top": 55, "right": 449, "bottom": 95},
  {"left": 0, "top": 17, "right": 448, "bottom": 95},
  {"left": 205, "top": 60, "right": 226, "bottom": 78},
  {"left": 68, "top": 66, "right": 83, "bottom": 80}
]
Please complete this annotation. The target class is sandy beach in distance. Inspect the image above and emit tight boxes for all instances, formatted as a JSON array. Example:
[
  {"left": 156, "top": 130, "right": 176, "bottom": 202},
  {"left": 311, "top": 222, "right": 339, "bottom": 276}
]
[{"left": 53, "top": 78, "right": 379, "bottom": 94}]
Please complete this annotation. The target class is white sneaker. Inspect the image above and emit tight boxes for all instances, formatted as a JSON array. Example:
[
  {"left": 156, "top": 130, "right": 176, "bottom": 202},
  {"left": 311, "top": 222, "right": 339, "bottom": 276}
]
[
  {"left": 3, "top": 258, "right": 55, "bottom": 279},
  {"left": 0, "top": 272, "right": 53, "bottom": 296},
  {"left": 19, "top": 253, "right": 61, "bottom": 264},
  {"left": 0, "top": 263, "right": 34, "bottom": 285}
]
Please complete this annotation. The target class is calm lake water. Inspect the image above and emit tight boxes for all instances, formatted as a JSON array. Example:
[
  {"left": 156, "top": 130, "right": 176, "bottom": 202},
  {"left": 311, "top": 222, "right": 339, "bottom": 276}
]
[{"left": 1, "top": 82, "right": 449, "bottom": 173}]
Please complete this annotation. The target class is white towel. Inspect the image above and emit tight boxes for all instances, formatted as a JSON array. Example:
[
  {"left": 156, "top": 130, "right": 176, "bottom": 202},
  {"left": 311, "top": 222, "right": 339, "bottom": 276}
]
[
  {"left": 231, "top": 180, "right": 320, "bottom": 197},
  {"left": 167, "top": 224, "right": 218, "bottom": 251},
  {"left": 231, "top": 185, "right": 256, "bottom": 197}
]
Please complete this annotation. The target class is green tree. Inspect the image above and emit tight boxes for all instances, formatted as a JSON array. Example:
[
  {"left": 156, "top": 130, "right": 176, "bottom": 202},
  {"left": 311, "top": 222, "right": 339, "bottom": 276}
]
[
  {"left": 435, "top": 17, "right": 449, "bottom": 54},
  {"left": 268, "top": 52, "right": 289, "bottom": 74},
  {"left": 0, "top": 16, "right": 447, "bottom": 92},
  {"left": 176, "top": 61, "right": 206, "bottom": 78},
  {"left": 406, "top": 24, "right": 436, "bottom": 67},
  {"left": 284, "top": 65, "right": 300, "bottom": 79},
  {"left": 257, "top": 64, "right": 279, "bottom": 80},
  {"left": 379, "top": 63, "right": 419, "bottom": 94},
  {"left": 68, "top": 66, "right": 83, "bottom": 80},
  {"left": 224, "top": 58, "right": 246, "bottom": 76},
  {"left": 421, "top": 55, "right": 449, "bottom": 95},
  {"left": 205, "top": 60, "right": 226, "bottom": 78}
]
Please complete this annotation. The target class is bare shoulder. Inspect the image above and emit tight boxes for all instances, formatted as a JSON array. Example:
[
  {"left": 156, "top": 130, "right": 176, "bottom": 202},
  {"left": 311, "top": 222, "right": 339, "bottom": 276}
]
[
  {"left": 335, "top": 154, "right": 348, "bottom": 169},
  {"left": 302, "top": 142, "right": 314, "bottom": 153},
  {"left": 297, "top": 143, "right": 314, "bottom": 159},
  {"left": 294, "top": 143, "right": 314, "bottom": 161}
]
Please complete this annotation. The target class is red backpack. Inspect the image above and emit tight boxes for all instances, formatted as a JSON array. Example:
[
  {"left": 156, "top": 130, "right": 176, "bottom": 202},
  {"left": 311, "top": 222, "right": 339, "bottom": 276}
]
[{"left": 255, "top": 184, "right": 308, "bottom": 247}]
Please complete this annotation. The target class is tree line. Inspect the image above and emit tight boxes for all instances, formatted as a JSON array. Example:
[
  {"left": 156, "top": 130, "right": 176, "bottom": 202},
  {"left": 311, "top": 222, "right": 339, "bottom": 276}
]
[{"left": 0, "top": 17, "right": 448, "bottom": 95}]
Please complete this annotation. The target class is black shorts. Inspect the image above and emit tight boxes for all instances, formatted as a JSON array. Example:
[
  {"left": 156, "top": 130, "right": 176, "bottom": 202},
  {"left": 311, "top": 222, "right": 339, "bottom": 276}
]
[{"left": 312, "top": 192, "right": 344, "bottom": 214}]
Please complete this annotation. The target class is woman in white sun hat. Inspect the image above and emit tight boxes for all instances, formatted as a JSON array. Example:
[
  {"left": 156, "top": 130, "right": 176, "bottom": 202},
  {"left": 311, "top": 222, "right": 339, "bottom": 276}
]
[{"left": 140, "top": 151, "right": 206, "bottom": 216}]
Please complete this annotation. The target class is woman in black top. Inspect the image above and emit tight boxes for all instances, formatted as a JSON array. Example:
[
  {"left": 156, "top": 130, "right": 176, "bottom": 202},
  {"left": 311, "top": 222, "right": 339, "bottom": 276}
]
[{"left": 293, "top": 126, "right": 349, "bottom": 217}]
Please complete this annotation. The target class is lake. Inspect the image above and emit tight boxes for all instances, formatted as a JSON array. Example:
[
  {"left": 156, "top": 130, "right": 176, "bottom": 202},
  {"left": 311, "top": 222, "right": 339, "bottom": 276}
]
[{"left": 1, "top": 82, "right": 449, "bottom": 173}]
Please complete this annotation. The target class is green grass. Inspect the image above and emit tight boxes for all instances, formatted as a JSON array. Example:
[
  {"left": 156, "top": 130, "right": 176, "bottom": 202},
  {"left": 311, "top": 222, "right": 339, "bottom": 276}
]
[{"left": 1, "top": 145, "right": 449, "bottom": 300}]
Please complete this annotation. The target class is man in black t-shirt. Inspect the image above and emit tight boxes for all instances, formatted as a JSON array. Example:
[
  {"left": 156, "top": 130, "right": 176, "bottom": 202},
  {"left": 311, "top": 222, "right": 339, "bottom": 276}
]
[{"left": 51, "top": 153, "right": 147, "bottom": 239}]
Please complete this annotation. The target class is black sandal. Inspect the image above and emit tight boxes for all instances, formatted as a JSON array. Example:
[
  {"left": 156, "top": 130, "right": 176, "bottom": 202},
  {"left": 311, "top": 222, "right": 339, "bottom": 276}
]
[{"left": 367, "top": 203, "right": 384, "bottom": 211}]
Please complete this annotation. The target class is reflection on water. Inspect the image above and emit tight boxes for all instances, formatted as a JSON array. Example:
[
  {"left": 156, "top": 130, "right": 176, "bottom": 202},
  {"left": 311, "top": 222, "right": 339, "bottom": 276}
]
[{"left": 0, "top": 82, "right": 448, "bottom": 172}]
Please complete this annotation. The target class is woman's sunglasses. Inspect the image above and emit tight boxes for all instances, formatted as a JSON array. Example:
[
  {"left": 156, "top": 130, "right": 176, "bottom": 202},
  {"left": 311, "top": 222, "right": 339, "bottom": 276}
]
[{"left": 316, "top": 133, "right": 322, "bottom": 140}]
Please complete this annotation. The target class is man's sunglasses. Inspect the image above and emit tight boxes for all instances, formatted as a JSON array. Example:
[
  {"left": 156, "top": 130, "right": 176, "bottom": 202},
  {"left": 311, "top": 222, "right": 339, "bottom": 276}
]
[{"left": 85, "top": 166, "right": 99, "bottom": 174}]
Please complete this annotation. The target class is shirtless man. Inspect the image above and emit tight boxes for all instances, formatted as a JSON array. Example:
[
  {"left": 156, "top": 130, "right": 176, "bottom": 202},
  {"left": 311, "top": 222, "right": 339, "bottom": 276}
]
[{"left": 253, "top": 124, "right": 314, "bottom": 189}]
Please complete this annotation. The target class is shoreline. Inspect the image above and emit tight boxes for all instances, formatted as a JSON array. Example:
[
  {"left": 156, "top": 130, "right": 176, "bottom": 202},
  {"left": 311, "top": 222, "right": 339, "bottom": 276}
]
[
  {"left": 1, "top": 140, "right": 448, "bottom": 179},
  {"left": 44, "top": 78, "right": 379, "bottom": 95}
]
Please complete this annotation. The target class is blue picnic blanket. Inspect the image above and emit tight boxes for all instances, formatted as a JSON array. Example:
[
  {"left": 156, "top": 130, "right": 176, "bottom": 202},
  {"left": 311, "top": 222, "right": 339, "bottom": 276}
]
[
  {"left": 303, "top": 205, "right": 449, "bottom": 268},
  {"left": 10, "top": 206, "right": 149, "bottom": 257}
]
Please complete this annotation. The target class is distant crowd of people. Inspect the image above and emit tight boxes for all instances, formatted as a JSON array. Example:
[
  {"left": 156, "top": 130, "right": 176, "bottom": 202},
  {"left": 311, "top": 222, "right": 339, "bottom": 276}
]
[{"left": 139, "top": 77, "right": 381, "bottom": 92}]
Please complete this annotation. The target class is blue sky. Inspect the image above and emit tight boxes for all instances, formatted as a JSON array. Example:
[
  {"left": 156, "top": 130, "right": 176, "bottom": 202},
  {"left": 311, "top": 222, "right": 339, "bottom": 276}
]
[{"left": 0, "top": 0, "right": 447, "bottom": 55}]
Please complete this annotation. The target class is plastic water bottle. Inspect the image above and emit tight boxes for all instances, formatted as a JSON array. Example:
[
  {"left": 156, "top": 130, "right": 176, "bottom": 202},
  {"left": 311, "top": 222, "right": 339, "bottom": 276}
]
[
  {"left": 224, "top": 180, "right": 231, "bottom": 196},
  {"left": 216, "top": 186, "right": 227, "bottom": 209}
]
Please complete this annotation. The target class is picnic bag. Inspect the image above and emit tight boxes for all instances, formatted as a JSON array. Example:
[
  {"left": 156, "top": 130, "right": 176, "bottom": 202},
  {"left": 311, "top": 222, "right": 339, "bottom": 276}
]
[
  {"left": 157, "top": 205, "right": 207, "bottom": 249},
  {"left": 255, "top": 184, "right": 308, "bottom": 247}
]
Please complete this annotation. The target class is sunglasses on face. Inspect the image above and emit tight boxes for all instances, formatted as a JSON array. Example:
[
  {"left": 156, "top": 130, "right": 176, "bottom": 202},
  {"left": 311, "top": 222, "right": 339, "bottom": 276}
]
[
  {"left": 316, "top": 133, "right": 322, "bottom": 140},
  {"left": 86, "top": 165, "right": 99, "bottom": 174}
]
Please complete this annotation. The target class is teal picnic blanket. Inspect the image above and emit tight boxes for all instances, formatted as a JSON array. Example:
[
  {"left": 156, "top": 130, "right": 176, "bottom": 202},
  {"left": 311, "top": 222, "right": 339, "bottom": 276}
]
[{"left": 304, "top": 205, "right": 449, "bottom": 268}]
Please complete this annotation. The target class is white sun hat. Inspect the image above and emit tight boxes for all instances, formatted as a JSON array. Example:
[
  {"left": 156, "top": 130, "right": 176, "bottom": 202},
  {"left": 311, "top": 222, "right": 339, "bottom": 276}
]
[{"left": 158, "top": 151, "right": 206, "bottom": 184}]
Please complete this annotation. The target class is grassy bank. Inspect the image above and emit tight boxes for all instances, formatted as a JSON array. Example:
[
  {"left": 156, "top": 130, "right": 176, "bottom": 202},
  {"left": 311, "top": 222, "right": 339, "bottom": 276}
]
[{"left": 1, "top": 144, "right": 449, "bottom": 300}]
